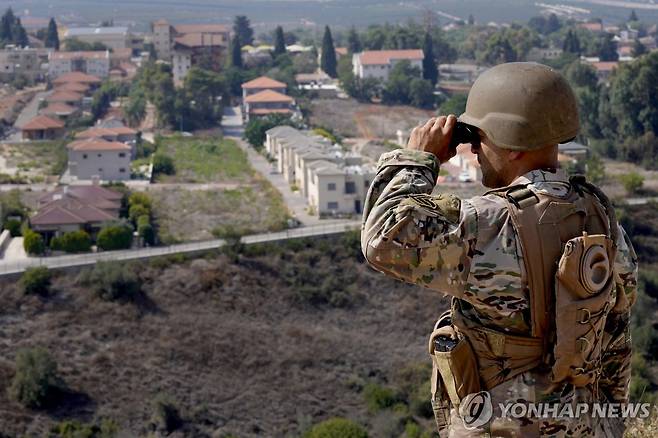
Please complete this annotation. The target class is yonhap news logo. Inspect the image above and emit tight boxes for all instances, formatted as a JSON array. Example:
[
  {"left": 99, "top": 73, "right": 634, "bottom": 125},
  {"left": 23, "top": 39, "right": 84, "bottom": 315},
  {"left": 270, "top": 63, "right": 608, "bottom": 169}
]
[{"left": 458, "top": 391, "right": 653, "bottom": 429}]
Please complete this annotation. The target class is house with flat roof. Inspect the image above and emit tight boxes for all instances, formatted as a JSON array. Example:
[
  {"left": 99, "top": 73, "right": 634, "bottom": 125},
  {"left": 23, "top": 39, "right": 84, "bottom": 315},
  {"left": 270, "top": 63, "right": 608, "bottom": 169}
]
[
  {"left": 64, "top": 27, "right": 130, "bottom": 50},
  {"left": 172, "top": 33, "right": 227, "bottom": 84},
  {"left": 352, "top": 49, "right": 424, "bottom": 81},
  {"left": 67, "top": 138, "right": 132, "bottom": 181},
  {"left": 0, "top": 47, "right": 44, "bottom": 83},
  {"left": 151, "top": 19, "right": 230, "bottom": 63},
  {"left": 20, "top": 115, "right": 65, "bottom": 140},
  {"left": 48, "top": 51, "right": 110, "bottom": 79}
]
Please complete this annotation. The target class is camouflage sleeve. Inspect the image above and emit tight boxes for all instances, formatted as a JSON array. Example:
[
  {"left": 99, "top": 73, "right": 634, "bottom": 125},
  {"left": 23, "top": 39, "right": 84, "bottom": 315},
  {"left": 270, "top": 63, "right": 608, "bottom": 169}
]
[
  {"left": 361, "top": 149, "right": 477, "bottom": 297},
  {"left": 599, "top": 225, "right": 638, "bottom": 404}
]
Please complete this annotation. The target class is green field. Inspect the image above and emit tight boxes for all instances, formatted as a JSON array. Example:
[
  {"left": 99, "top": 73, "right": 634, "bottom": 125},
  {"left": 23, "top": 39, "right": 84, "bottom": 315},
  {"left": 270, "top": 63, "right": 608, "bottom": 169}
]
[{"left": 155, "top": 135, "right": 252, "bottom": 183}]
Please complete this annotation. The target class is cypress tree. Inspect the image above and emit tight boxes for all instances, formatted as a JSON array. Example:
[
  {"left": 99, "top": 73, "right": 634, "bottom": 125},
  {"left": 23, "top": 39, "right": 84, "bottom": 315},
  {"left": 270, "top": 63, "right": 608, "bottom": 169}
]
[
  {"left": 273, "top": 26, "right": 286, "bottom": 56},
  {"left": 422, "top": 32, "right": 438, "bottom": 86},
  {"left": 45, "top": 18, "right": 59, "bottom": 50},
  {"left": 630, "top": 10, "right": 638, "bottom": 22},
  {"left": 320, "top": 25, "right": 337, "bottom": 78},
  {"left": 231, "top": 36, "right": 243, "bottom": 68},
  {"left": 233, "top": 15, "right": 254, "bottom": 46},
  {"left": 14, "top": 18, "right": 28, "bottom": 47},
  {"left": 1, "top": 8, "right": 15, "bottom": 42}
]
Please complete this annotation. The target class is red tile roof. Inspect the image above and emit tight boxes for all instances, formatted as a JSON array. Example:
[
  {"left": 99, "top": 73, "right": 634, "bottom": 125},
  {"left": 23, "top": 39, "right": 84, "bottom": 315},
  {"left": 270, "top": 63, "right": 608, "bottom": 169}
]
[
  {"left": 47, "top": 90, "right": 84, "bottom": 102},
  {"left": 40, "top": 102, "right": 78, "bottom": 116},
  {"left": 31, "top": 196, "right": 117, "bottom": 226},
  {"left": 244, "top": 89, "right": 293, "bottom": 103},
  {"left": 75, "top": 126, "right": 137, "bottom": 139},
  {"left": 590, "top": 61, "right": 618, "bottom": 72},
  {"left": 39, "top": 185, "right": 123, "bottom": 206},
  {"left": 242, "top": 76, "right": 287, "bottom": 89},
  {"left": 250, "top": 108, "right": 293, "bottom": 115},
  {"left": 52, "top": 71, "right": 102, "bottom": 84},
  {"left": 55, "top": 82, "right": 90, "bottom": 93},
  {"left": 335, "top": 47, "right": 348, "bottom": 56},
  {"left": 67, "top": 138, "right": 131, "bottom": 151},
  {"left": 359, "top": 49, "right": 424, "bottom": 65},
  {"left": 110, "top": 48, "right": 133, "bottom": 60},
  {"left": 21, "top": 115, "right": 65, "bottom": 131}
]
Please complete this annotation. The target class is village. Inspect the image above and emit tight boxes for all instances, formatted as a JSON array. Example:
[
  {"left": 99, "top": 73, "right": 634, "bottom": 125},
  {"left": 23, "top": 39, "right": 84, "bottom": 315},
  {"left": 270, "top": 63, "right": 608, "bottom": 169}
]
[{"left": 0, "top": 7, "right": 653, "bottom": 264}]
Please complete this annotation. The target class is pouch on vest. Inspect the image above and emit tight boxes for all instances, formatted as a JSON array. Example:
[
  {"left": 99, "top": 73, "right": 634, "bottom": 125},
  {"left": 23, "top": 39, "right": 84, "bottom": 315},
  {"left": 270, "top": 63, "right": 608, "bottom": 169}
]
[
  {"left": 551, "top": 232, "right": 616, "bottom": 386},
  {"left": 429, "top": 320, "right": 481, "bottom": 407}
]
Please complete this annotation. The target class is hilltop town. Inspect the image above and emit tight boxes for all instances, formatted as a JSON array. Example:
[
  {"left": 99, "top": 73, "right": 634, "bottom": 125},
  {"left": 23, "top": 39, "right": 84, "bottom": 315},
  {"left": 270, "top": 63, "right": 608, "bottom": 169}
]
[{"left": 0, "top": 5, "right": 657, "bottom": 437}]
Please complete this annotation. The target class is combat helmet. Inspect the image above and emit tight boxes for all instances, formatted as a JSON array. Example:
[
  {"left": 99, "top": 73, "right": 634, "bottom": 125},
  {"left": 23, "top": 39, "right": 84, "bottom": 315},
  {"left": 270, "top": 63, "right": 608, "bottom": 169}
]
[{"left": 459, "top": 62, "right": 580, "bottom": 151}]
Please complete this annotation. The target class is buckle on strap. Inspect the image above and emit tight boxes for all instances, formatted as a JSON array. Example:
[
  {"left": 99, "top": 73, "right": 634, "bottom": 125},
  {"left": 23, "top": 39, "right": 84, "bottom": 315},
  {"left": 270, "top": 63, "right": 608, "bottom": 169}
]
[{"left": 506, "top": 186, "right": 539, "bottom": 209}]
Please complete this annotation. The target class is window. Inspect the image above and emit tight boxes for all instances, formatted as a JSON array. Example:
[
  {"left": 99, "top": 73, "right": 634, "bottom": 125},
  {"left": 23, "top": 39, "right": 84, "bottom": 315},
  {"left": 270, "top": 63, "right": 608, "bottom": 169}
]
[
  {"left": 364, "top": 180, "right": 370, "bottom": 188},
  {"left": 82, "top": 154, "right": 88, "bottom": 159},
  {"left": 119, "top": 152, "right": 125, "bottom": 157},
  {"left": 97, "top": 153, "right": 102, "bottom": 157},
  {"left": 98, "top": 168, "right": 103, "bottom": 172},
  {"left": 119, "top": 168, "right": 126, "bottom": 173},
  {"left": 345, "top": 182, "right": 356, "bottom": 194},
  {"left": 328, "top": 202, "right": 338, "bottom": 210},
  {"left": 327, "top": 183, "right": 336, "bottom": 191}
]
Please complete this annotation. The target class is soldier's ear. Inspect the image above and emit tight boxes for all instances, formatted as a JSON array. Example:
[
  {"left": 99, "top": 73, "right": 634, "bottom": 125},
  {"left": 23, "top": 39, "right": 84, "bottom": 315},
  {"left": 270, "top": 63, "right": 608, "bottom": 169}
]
[{"left": 508, "top": 150, "right": 524, "bottom": 161}]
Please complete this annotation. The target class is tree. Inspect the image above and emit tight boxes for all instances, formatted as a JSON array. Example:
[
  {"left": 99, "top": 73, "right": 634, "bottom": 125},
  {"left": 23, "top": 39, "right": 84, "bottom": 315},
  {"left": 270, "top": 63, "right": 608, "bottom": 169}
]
[
  {"left": 598, "top": 33, "right": 619, "bottom": 62},
  {"left": 273, "top": 26, "right": 286, "bottom": 56},
  {"left": 9, "top": 347, "right": 60, "bottom": 409},
  {"left": 382, "top": 60, "right": 421, "bottom": 105},
  {"left": 230, "top": 36, "right": 242, "bottom": 68},
  {"left": 13, "top": 18, "right": 28, "bottom": 47},
  {"left": 305, "top": 418, "right": 368, "bottom": 438},
  {"left": 468, "top": 14, "right": 475, "bottom": 26},
  {"left": 409, "top": 78, "right": 435, "bottom": 109},
  {"left": 439, "top": 94, "right": 468, "bottom": 116},
  {"left": 347, "top": 26, "right": 361, "bottom": 53},
  {"left": 124, "top": 88, "right": 146, "bottom": 127},
  {"left": 153, "top": 153, "right": 175, "bottom": 176},
  {"left": 45, "top": 18, "right": 60, "bottom": 50},
  {"left": 563, "top": 30, "right": 581, "bottom": 55},
  {"left": 320, "top": 26, "right": 337, "bottom": 78},
  {"left": 23, "top": 229, "right": 45, "bottom": 255},
  {"left": 244, "top": 114, "right": 297, "bottom": 149},
  {"left": 1, "top": 8, "right": 15, "bottom": 42},
  {"left": 585, "top": 153, "right": 605, "bottom": 184},
  {"left": 633, "top": 39, "right": 647, "bottom": 57},
  {"left": 233, "top": 15, "right": 254, "bottom": 46},
  {"left": 479, "top": 32, "right": 517, "bottom": 64},
  {"left": 84, "top": 261, "right": 141, "bottom": 301},
  {"left": 422, "top": 32, "right": 438, "bottom": 86},
  {"left": 630, "top": 10, "right": 639, "bottom": 22},
  {"left": 620, "top": 172, "right": 644, "bottom": 195},
  {"left": 546, "top": 14, "right": 560, "bottom": 34},
  {"left": 20, "top": 267, "right": 51, "bottom": 296},
  {"left": 97, "top": 223, "right": 133, "bottom": 251}
]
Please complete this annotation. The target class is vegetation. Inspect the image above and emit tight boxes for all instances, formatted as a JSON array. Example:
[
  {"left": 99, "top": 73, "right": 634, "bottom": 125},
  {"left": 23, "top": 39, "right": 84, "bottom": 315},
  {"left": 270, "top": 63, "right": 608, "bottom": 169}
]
[
  {"left": 80, "top": 261, "right": 141, "bottom": 301},
  {"left": 45, "top": 18, "right": 60, "bottom": 50},
  {"left": 50, "top": 230, "right": 92, "bottom": 253},
  {"left": 152, "top": 153, "right": 175, "bottom": 176},
  {"left": 620, "top": 172, "right": 645, "bottom": 195},
  {"left": 23, "top": 229, "right": 45, "bottom": 256},
  {"left": 64, "top": 38, "right": 110, "bottom": 52},
  {"left": 273, "top": 26, "right": 286, "bottom": 56},
  {"left": 363, "top": 383, "right": 400, "bottom": 413},
  {"left": 8, "top": 347, "right": 61, "bottom": 409},
  {"left": 19, "top": 267, "right": 52, "bottom": 296},
  {"left": 422, "top": 32, "right": 438, "bottom": 86},
  {"left": 233, "top": 15, "right": 254, "bottom": 46},
  {"left": 305, "top": 418, "right": 368, "bottom": 438},
  {"left": 150, "top": 394, "right": 182, "bottom": 433},
  {"left": 320, "top": 26, "right": 337, "bottom": 78},
  {"left": 244, "top": 114, "right": 299, "bottom": 150},
  {"left": 49, "top": 419, "right": 119, "bottom": 438},
  {"left": 96, "top": 223, "right": 133, "bottom": 251},
  {"left": 0, "top": 8, "right": 28, "bottom": 48}
]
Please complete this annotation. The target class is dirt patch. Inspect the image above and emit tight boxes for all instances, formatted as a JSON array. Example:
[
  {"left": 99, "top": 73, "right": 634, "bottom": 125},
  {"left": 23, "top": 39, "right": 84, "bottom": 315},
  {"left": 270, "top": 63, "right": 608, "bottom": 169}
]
[{"left": 309, "top": 99, "right": 434, "bottom": 140}]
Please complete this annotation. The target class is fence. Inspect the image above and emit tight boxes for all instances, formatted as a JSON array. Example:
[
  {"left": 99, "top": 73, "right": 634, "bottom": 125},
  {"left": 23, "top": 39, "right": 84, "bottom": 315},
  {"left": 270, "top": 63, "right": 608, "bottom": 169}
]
[{"left": 0, "top": 221, "right": 361, "bottom": 277}]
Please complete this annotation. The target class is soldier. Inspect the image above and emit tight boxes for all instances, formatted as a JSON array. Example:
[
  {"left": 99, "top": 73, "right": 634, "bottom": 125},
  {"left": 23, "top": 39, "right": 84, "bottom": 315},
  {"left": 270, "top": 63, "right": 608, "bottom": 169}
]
[{"left": 361, "top": 62, "right": 638, "bottom": 437}]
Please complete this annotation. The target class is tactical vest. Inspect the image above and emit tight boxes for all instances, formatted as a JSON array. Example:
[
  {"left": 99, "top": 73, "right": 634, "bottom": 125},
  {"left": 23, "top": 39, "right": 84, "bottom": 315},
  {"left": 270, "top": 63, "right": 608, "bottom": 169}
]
[{"left": 429, "top": 175, "right": 624, "bottom": 433}]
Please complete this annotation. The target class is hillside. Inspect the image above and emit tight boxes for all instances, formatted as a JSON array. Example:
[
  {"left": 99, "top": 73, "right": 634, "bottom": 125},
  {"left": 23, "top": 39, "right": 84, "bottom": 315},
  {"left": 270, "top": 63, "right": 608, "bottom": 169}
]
[
  {"left": 1, "top": 201, "right": 657, "bottom": 437},
  {"left": 0, "top": 234, "right": 449, "bottom": 437}
]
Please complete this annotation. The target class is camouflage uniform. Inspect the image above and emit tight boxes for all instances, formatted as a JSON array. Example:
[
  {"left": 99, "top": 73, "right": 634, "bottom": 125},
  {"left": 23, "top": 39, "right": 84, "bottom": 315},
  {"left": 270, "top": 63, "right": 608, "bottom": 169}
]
[{"left": 361, "top": 149, "right": 638, "bottom": 437}]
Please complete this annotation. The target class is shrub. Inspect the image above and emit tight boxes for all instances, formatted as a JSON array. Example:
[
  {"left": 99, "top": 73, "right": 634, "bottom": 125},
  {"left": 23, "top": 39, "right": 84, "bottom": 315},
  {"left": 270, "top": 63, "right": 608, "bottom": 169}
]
[
  {"left": 82, "top": 261, "right": 141, "bottom": 301},
  {"left": 363, "top": 383, "right": 399, "bottom": 413},
  {"left": 129, "top": 204, "right": 150, "bottom": 222},
  {"left": 23, "top": 229, "right": 45, "bottom": 255},
  {"left": 138, "top": 222, "right": 155, "bottom": 246},
  {"left": 151, "top": 394, "right": 182, "bottom": 432},
  {"left": 97, "top": 224, "right": 133, "bottom": 251},
  {"left": 50, "top": 230, "right": 92, "bottom": 253},
  {"left": 620, "top": 172, "right": 645, "bottom": 195},
  {"left": 3, "top": 219, "right": 22, "bottom": 237},
  {"left": 305, "top": 418, "right": 368, "bottom": 438},
  {"left": 50, "top": 419, "right": 119, "bottom": 438},
  {"left": 20, "top": 267, "right": 52, "bottom": 296},
  {"left": 153, "top": 153, "right": 175, "bottom": 176},
  {"left": 8, "top": 347, "right": 60, "bottom": 409},
  {"left": 137, "top": 215, "right": 150, "bottom": 228},
  {"left": 128, "top": 192, "right": 152, "bottom": 210}
]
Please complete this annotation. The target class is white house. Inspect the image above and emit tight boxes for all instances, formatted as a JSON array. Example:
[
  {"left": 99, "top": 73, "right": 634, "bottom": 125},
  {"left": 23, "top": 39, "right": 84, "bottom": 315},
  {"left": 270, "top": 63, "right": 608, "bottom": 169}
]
[
  {"left": 352, "top": 49, "right": 424, "bottom": 81},
  {"left": 0, "top": 47, "right": 45, "bottom": 83},
  {"left": 48, "top": 51, "right": 110, "bottom": 79},
  {"left": 67, "top": 138, "right": 131, "bottom": 181}
]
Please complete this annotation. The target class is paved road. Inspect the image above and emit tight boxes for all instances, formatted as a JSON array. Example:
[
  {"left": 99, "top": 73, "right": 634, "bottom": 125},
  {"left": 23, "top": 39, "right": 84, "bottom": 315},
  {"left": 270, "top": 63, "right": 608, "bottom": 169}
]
[
  {"left": 14, "top": 90, "right": 51, "bottom": 129},
  {"left": 221, "top": 106, "right": 354, "bottom": 226},
  {"left": 0, "top": 221, "right": 361, "bottom": 276}
]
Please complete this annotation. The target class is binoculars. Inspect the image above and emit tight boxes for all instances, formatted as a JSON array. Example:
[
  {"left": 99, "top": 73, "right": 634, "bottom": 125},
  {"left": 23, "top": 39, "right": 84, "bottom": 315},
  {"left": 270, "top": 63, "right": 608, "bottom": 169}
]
[{"left": 449, "top": 122, "right": 480, "bottom": 151}]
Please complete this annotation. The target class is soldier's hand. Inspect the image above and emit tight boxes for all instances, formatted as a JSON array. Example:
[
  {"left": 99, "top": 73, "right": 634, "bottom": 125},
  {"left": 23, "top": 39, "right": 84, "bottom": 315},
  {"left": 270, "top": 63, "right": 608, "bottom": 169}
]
[{"left": 406, "top": 115, "right": 457, "bottom": 164}]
